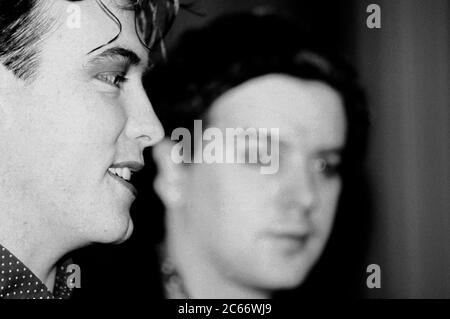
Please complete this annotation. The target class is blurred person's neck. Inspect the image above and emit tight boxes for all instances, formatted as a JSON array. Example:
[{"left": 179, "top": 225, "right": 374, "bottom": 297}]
[{"left": 166, "top": 211, "right": 271, "bottom": 299}]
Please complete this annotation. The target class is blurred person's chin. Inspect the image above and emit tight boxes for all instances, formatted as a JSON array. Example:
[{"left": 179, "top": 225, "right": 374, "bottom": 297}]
[
  {"left": 230, "top": 262, "right": 311, "bottom": 294},
  {"left": 228, "top": 238, "right": 325, "bottom": 293},
  {"left": 260, "top": 255, "right": 318, "bottom": 291}
]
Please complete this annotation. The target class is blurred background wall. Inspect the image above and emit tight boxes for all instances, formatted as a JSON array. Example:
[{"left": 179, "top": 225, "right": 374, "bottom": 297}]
[
  {"left": 164, "top": 0, "right": 450, "bottom": 298},
  {"left": 353, "top": 0, "right": 450, "bottom": 298}
]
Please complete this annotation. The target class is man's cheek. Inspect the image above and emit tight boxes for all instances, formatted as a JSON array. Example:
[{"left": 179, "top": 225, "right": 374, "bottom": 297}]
[{"left": 88, "top": 104, "right": 127, "bottom": 140}]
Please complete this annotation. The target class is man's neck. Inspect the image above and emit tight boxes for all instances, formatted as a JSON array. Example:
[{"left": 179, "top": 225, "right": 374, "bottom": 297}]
[{"left": 0, "top": 208, "right": 70, "bottom": 290}]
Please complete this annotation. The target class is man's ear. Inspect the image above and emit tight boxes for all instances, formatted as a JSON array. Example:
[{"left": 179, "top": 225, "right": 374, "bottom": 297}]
[{"left": 152, "top": 138, "right": 187, "bottom": 210}]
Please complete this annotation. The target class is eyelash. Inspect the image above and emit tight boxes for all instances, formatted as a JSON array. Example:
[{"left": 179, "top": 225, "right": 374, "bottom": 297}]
[{"left": 96, "top": 72, "right": 129, "bottom": 89}]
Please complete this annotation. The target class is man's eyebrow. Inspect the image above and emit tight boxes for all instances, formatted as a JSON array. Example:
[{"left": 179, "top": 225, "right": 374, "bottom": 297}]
[{"left": 86, "top": 46, "right": 142, "bottom": 68}]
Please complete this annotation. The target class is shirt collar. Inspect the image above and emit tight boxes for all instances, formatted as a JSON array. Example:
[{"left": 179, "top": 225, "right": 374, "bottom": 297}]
[{"left": 0, "top": 244, "right": 73, "bottom": 299}]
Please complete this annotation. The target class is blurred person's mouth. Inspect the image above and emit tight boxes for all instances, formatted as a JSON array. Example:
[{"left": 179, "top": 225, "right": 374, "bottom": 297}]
[
  {"left": 265, "top": 227, "right": 313, "bottom": 250},
  {"left": 107, "top": 161, "right": 144, "bottom": 197}
]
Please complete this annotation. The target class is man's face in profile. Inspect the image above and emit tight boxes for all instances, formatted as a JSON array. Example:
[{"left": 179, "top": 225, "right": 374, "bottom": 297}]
[{"left": 1, "top": 0, "right": 163, "bottom": 245}]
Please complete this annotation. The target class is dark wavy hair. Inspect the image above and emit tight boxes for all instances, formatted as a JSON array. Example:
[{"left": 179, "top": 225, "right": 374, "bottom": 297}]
[
  {"left": 146, "top": 11, "right": 371, "bottom": 298},
  {"left": 148, "top": 11, "right": 369, "bottom": 169},
  {"left": 0, "top": 0, "right": 180, "bottom": 81}
]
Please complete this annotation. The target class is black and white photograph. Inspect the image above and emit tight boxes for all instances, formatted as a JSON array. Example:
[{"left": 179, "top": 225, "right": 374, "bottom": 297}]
[{"left": 0, "top": 0, "right": 449, "bottom": 311}]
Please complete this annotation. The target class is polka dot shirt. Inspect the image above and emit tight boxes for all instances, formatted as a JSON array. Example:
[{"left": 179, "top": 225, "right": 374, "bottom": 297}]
[{"left": 0, "top": 245, "right": 73, "bottom": 299}]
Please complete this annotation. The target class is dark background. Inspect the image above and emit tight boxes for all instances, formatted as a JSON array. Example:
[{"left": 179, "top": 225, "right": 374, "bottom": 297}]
[{"left": 74, "top": 0, "right": 450, "bottom": 299}]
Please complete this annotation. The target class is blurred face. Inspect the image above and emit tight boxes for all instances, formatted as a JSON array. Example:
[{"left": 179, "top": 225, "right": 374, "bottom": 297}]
[
  {"left": 0, "top": 1, "right": 163, "bottom": 244},
  {"left": 182, "top": 74, "right": 346, "bottom": 292}
]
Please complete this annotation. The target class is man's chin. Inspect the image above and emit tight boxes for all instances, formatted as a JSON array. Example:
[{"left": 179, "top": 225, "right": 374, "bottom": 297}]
[
  {"left": 112, "top": 218, "right": 134, "bottom": 244},
  {"left": 94, "top": 217, "right": 134, "bottom": 245}
]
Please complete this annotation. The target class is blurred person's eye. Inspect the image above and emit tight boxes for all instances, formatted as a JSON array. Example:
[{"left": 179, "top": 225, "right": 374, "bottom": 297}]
[
  {"left": 95, "top": 72, "right": 129, "bottom": 89},
  {"left": 312, "top": 157, "right": 342, "bottom": 178}
]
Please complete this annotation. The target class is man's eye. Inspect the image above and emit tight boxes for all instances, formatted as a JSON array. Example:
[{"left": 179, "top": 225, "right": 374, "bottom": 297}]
[{"left": 95, "top": 72, "right": 129, "bottom": 88}]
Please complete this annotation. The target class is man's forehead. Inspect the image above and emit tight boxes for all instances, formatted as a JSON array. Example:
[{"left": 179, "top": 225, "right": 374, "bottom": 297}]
[{"left": 62, "top": 1, "right": 149, "bottom": 63}]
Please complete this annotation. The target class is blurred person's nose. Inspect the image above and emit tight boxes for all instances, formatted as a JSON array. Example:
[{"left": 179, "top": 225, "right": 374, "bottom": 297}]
[
  {"left": 277, "top": 153, "right": 319, "bottom": 215},
  {"left": 125, "top": 85, "right": 164, "bottom": 150}
]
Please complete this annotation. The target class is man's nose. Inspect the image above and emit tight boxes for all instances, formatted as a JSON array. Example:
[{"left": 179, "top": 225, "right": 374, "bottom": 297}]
[{"left": 125, "top": 87, "right": 164, "bottom": 149}]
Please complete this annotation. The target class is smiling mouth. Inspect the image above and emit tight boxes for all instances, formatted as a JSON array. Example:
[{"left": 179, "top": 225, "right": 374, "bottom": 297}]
[{"left": 107, "top": 166, "right": 137, "bottom": 196}]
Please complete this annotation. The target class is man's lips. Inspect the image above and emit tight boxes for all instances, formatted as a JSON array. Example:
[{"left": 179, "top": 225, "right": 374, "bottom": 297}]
[
  {"left": 107, "top": 170, "right": 137, "bottom": 196},
  {"left": 108, "top": 161, "right": 144, "bottom": 197},
  {"left": 110, "top": 161, "right": 144, "bottom": 172}
]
